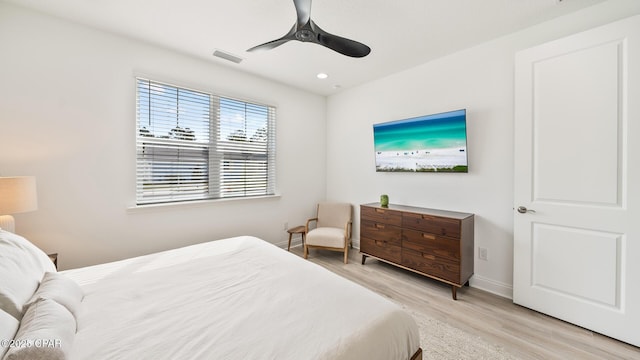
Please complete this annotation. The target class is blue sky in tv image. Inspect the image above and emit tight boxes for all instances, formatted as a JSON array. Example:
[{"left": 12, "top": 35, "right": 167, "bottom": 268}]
[{"left": 373, "top": 109, "right": 468, "bottom": 172}]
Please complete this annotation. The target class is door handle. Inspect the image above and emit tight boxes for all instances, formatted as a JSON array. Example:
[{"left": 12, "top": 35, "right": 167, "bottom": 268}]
[{"left": 517, "top": 206, "right": 536, "bottom": 214}]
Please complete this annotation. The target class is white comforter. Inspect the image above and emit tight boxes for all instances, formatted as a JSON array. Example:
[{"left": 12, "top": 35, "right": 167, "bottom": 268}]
[{"left": 63, "top": 236, "right": 420, "bottom": 360}]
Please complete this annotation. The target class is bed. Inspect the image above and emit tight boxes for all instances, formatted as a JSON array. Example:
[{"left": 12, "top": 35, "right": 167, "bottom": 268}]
[{"left": 1, "top": 230, "right": 421, "bottom": 360}]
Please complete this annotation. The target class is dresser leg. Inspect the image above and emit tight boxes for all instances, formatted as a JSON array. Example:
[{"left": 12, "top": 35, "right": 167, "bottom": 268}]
[
  {"left": 361, "top": 254, "right": 367, "bottom": 265},
  {"left": 451, "top": 286, "right": 457, "bottom": 300}
]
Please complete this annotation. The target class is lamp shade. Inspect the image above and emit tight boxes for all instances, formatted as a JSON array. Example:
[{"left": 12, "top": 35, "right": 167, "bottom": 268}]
[{"left": 0, "top": 176, "right": 38, "bottom": 214}]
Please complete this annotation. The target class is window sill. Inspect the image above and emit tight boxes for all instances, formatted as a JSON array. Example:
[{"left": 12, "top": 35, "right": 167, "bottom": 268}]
[{"left": 126, "top": 194, "right": 281, "bottom": 214}]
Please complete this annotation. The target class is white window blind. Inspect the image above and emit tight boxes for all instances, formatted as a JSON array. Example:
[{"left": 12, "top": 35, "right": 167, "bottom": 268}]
[{"left": 136, "top": 78, "right": 276, "bottom": 205}]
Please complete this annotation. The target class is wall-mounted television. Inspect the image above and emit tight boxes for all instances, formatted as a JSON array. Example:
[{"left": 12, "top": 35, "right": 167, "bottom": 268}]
[{"left": 373, "top": 109, "right": 468, "bottom": 172}]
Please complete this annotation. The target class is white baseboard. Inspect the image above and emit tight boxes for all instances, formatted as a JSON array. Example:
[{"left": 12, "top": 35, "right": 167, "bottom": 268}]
[{"left": 469, "top": 274, "right": 513, "bottom": 299}]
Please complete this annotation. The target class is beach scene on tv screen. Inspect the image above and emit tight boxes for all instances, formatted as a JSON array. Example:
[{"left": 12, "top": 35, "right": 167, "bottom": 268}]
[{"left": 374, "top": 109, "right": 468, "bottom": 172}]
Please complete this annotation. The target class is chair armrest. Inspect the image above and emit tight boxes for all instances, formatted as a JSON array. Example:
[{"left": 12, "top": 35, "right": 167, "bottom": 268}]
[
  {"left": 306, "top": 218, "right": 318, "bottom": 233},
  {"left": 344, "top": 220, "right": 353, "bottom": 239}
]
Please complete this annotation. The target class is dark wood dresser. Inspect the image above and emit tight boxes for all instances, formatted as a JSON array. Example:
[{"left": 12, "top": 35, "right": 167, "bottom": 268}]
[{"left": 360, "top": 203, "right": 474, "bottom": 300}]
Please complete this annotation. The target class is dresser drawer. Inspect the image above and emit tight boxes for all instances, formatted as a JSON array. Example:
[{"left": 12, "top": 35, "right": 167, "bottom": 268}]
[
  {"left": 361, "top": 220, "right": 402, "bottom": 246},
  {"left": 361, "top": 206, "right": 402, "bottom": 227},
  {"left": 402, "top": 248, "right": 460, "bottom": 284},
  {"left": 402, "top": 212, "right": 460, "bottom": 238},
  {"left": 402, "top": 229, "right": 460, "bottom": 262},
  {"left": 361, "top": 237, "right": 402, "bottom": 264}
]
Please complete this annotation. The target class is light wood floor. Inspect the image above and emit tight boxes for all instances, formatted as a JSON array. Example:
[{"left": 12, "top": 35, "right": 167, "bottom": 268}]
[{"left": 291, "top": 246, "right": 640, "bottom": 360}]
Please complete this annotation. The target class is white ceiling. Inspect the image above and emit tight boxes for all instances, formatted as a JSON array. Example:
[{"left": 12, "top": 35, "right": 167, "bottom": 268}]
[{"left": 5, "top": 0, "right": 605, "bottom": 95}]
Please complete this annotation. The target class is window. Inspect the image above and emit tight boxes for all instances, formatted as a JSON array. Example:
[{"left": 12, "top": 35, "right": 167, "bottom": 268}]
[{"left": 136, "top": 78, "right": 276, "bottom": 205}]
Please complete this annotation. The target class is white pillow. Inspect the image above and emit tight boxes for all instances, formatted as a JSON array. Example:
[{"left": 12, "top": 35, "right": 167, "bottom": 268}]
[
  {"left": 0, "top": 309, "right": 20, "bottom": 359},
  {"left": 3, "top": 298, "right": 75, "bottom": 360},
  {"left": 0, "top": 230, "right": 56, "bottom": 320},
  {"left": 0, "top": 230, "right": 55, "bottom": 273},
  {"left": 25, "top": 272, "right": 84, "bottom": 320}
]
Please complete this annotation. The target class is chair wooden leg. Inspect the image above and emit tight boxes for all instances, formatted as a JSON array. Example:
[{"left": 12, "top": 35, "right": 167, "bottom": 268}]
[
  {"left": 303, "top": 244, "right": 308, "bottom": 259},
  {"left": 344, "top": 245, "right": 349, "bottom": 264},
  {"left": 287, "top": 233, "right": 293, "bottom": 251}
]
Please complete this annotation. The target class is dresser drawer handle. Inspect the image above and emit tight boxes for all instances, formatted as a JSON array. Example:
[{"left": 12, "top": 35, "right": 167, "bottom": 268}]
[
  {"left": 422, "top": 233, "right": 435, "bottom": 240},
  {"left": 421, "top": 253, "right": 436, "bottom": 260},
  {"left": 375, "top": 208, "right": 385, "bottom": 214},
  {"left": 375, "top": 223, "right": 385, "bottom": 229}
]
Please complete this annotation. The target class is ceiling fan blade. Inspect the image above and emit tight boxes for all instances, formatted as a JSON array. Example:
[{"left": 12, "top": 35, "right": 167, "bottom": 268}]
[
  {"left": 312, "top": 21, "right": 371, "bottom": 58},
  {"left": 247, "top": 38, "right": 291, "bottom": 52},
  {"left": 247, "top": 24, "right": 297, "bottom": 52},
  {"left": 293, "top": 0, "right": 312, "bottom": 27}
]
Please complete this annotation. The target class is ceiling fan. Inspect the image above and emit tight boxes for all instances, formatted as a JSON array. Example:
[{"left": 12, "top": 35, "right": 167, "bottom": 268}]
[{"left": 247, "top": 0, "right": 371, "bottom": 58}]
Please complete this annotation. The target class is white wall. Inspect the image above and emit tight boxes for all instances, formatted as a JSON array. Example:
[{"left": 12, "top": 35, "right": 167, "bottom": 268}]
[
  {"left": 325, "top": 0, "right": 640, "bottom": 298},
  {"left": 0, "top": 3, "right": 327, "bottom": 270}
]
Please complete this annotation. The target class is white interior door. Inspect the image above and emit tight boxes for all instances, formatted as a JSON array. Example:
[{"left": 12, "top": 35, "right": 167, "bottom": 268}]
[{"left": 514, "top": 15, "right": 640, "bottom": 347}]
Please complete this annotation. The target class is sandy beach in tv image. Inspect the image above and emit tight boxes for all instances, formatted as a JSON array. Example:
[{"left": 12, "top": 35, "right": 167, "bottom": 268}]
[{"left": 373, "top": 109, "right": 468, "bottom": 172}]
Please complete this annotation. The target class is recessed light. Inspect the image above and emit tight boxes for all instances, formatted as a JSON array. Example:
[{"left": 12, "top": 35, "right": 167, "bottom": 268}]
[{"left": 316, "top": 73, "right": 329, "bottom": 79}]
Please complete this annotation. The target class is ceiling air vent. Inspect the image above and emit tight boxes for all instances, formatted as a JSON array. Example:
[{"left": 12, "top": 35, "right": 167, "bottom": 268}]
[{"left": 213, "top": 50, "right": 243, "bottom": 64}]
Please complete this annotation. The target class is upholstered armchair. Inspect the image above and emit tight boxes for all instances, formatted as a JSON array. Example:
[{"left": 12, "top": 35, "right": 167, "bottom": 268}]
[{"left": 304, "top": 202, "right": 353, "bottom": 264}]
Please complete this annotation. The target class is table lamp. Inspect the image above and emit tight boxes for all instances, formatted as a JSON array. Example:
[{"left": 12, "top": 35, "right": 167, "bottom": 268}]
[{"left": 0, "top": 176, "right": 38, "bottom": 233}]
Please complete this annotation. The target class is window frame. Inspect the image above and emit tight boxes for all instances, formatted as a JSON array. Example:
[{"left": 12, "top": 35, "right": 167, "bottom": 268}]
[{"left": 134, "top": 77, "right": 277, "bottom": 207}]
